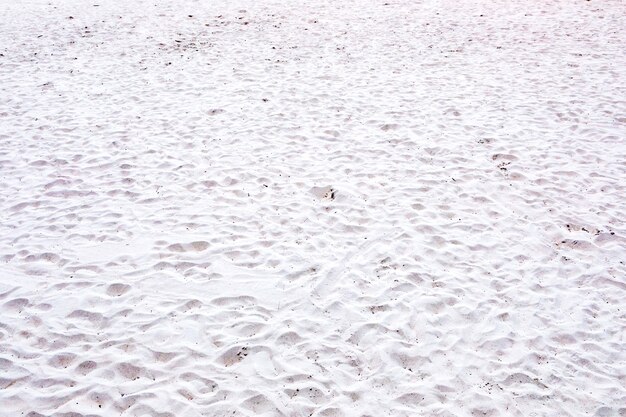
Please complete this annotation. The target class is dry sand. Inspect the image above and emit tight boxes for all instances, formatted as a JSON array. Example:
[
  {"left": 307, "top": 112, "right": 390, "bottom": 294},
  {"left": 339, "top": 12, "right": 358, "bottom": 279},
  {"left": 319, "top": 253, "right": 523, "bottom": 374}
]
[{"left": 1, "top": 0, "right": 625, "bottom": 416}]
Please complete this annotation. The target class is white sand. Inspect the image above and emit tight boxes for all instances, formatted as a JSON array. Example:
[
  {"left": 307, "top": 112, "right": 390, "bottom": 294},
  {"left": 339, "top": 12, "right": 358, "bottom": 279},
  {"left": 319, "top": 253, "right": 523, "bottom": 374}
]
[{"left": 1, "top": 0, "right": 625, "bottom": 416}]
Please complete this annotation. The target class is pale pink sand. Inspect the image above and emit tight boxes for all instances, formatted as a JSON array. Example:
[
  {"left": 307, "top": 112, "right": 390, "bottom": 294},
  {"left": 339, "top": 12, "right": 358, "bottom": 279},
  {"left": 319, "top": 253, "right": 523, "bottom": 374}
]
[{"left": 0, "top": 0, "right": 625, "bottom": 416}]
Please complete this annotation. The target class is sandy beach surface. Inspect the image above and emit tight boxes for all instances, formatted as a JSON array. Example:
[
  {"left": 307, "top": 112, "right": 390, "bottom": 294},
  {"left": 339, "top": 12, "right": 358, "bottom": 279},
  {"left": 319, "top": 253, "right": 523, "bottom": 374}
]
[{"left": 1, "top": 0, "right": 625, "bottom": 416}]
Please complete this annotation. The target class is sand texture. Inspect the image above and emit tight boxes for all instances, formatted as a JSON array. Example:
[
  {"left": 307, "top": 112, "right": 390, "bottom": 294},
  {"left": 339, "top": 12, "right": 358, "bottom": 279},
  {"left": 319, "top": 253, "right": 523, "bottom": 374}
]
[{"left": 0, "top": 0, "right": 625, "bottom": 416}]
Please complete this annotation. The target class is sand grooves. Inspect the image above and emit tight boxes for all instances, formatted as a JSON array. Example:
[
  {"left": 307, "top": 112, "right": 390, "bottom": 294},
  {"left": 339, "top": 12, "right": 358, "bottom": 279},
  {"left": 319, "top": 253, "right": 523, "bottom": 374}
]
[{"left": 0, "top": 0, "right": 625, "bottom": 416}]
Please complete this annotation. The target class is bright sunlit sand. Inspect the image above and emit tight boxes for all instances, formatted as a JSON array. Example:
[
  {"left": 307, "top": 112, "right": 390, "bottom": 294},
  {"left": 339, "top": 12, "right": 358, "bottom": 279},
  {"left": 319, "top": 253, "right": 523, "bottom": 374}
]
[{"left": 1, "top": 0, "right": 625, "bottom": 416}]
